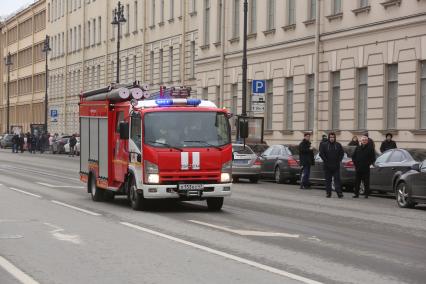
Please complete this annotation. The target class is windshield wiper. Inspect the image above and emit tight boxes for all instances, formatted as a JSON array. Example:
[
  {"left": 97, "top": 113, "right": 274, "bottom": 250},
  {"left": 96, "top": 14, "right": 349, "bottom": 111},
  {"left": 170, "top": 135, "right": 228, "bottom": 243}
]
[
  {"left": 184, "top": 140, "right": 222, "bottom": 150},
  {"left": 146, "top": 140, "right": 183, "bottom": 152}
]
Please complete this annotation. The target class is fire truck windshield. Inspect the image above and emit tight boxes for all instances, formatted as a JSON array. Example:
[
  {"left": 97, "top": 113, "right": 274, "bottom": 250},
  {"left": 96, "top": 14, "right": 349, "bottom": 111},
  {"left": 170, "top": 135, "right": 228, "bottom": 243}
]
[{"left": 144, "top": 111, "right": 231, "bottom": 148}]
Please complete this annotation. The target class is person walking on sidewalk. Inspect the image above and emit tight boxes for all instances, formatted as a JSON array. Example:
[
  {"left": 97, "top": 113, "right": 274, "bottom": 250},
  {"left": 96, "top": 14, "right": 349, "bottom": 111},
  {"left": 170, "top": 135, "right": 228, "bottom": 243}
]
[
  {"left": 12, "top": 134, "right": 19, "bottom": 153},
  {"left": 319, "top": 132, "right": 344, "bottom": 198},
  {"left": 352, "top": 135, "right": 376, "bottom": 198},
  {"left": 299, "top": 133, "right": 315, "bottom": 189},
  {"left": 69, "top": 134, "right": 77, "bottom": 157},
  {"left": 380, "top": 133, "right": 397, "bottom": 153},
  {"left": 19, "top": 133, "right": 25, "bottom": 153}
]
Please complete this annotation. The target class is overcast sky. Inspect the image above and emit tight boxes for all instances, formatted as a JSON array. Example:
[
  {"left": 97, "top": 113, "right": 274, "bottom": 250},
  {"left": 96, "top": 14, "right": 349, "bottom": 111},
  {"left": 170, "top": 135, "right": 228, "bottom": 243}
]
[{"left": 1, "top": 0, "right": 36, "bottom": 18}]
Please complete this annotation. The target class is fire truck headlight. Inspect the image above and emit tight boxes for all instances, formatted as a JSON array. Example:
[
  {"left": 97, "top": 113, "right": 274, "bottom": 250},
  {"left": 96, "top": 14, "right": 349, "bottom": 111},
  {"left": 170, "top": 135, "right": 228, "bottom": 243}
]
[
  {"left": 147, "top": 174, "right": 160, "bottom": 184},
  {"left": 221, "top": 173, "right": 231, "bottom": 183}
]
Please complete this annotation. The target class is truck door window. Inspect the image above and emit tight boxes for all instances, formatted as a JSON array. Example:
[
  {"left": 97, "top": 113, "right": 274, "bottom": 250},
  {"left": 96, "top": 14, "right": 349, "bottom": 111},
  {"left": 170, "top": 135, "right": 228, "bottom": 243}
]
[
  {"left": 116, "top": 111, "right": 125, "bottom": 133},
  {"left": 130, "top": 113, "right": 142, "bottom": 151}
]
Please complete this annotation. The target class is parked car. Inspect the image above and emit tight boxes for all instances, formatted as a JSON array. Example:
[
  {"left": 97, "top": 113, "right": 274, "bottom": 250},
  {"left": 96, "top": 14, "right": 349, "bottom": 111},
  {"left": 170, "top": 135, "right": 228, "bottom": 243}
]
[
  {"left": 0, "top": 134, "right": 14, "bottom": 149},
  {"left": 247, "top": 143, "right": 269, "bottom": 156},
  {"left": 259, "top": 144, "right": 302, "bottom": 184},
  {"left": 232, "top": 144, "right": 261, "bottom": 183},
  {"left": 370, "top": 148, "right": 426, "bottom": 193},
  {"left": 64, "top": 137, "right": 80, "bottom": 155},
  {"left": 51, "top": 135, "right": 71, "bottom": 154},
  {"left": 395, "top": 159, "right": 426, "bottom": 208},
  {"left": 309, "top": 146, "right": 357, "bottom": 191}
]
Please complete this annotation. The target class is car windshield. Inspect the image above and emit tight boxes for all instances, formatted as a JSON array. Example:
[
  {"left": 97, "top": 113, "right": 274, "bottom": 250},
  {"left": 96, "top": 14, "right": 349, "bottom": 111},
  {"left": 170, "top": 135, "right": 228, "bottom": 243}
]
[
  {"left": 233, "top": 145, "right": 254, "bottom": 154},
  {"left": 144, "top": 111, "right": 231, "bottom": 148},
  {"left": 406, "top": 149, "right": 426, "bottom": 162}
]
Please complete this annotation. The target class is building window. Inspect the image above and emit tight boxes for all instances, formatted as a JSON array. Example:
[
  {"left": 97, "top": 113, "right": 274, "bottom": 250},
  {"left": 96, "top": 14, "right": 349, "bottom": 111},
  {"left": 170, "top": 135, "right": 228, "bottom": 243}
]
[
  {"left": 308, "top": 0, "right": 316, "bottom": 20},
  {"left": 232, "top": 0, "right": 240, "bottom": 39},
  {"left": 357, "top": 68, "right": 368, "bottom": 130},
  {"left": 307, "top": 74, "right": 314, "bottom": 130},
  {"left": 249, "top": 0, "right": 256, "bottom": 34},
  {"left": 98, "top": 16, "right": 102, "bottom": 44},
  {"left": 48, "top": 3, "right": 51, "bottom": 22},
  {"left": 160, "top": 0, "right": 165, "bottom": 23},
  {"left": 134, "top": 1, "right": 138, "bottom": 31},
  {"left": 169, "top": 0, "right": 174, "bottom": 20},
  {"left": 78, "top": 25, "right": 81, "bottom": 50},
  {"left": 87, "top": 20, "right": 91, "bottom": 47},
  {"left": 62, "top": 32, "right": 65, "bottom": 55},
  {"left": 159, "top": 49, "right": 163, "bottom": 83},
  {"left": 190, "top": 41, "right": 195, "bottom": 79},
  {"left": 231, "top": 83, "right": 238, "bottom": 127},
  {"left": 124, "top": 57, "right": 128, "bottom": 82},
  {"left": 168, "top": 46, "right": 173, "bottom": 82},
  {"left": 202, "top": 87, "right": 208, "bottom": 100},
  {"left": 331, "top": 71, "right": 340, "bottom": 130},
  {"left": 387, "top": 64, "right": 398, "bottom": 129},
  {"left": 203, "top": 0, "right": 210, "bottom": 45},
  {"left": 133, "top": 55, "right": 137, "bottom": 81},
  {"left": 150, "top": 51, "right": 154, "bottom": 84},
  {"left": 217, "top": 0, "right": 223, "bottom": 42},
  {"left": 287, "top": 0, "right": 296, "bottom": 25},
  {"left": 190, "top": 0, "right": 196, "bottom": 14},
  {"left": 285, "top": 78, "right": 293, "bottom": 130},
  {"left": 332, "top": 0, "right": 342, "bottom": 14},
  {"left": 266, "top": 0, "right": 275, "bottom": 30},
  {"left": 421, "top": 61, "right": 426, "bottom": 129},
  {"left": 151, "top": 0, "right": 156, "bottom": 27},
  {"left": 360, "top": 0, "right": 368, "bottom": 8},
  {"left": 73, "top": 27, "right": 77, "bottom": 51},
  {"left": 265, "top": 80, "right": 273, "bottom": 130},
  {"left": 126, "top": 4, "right": 130, "bottom": 33}
]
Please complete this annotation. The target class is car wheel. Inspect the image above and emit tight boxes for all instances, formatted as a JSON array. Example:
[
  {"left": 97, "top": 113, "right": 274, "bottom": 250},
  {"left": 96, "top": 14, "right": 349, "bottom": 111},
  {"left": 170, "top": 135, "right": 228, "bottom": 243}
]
[
  {"left": 128, "top": 176, "right": 147, "bottom": 211},
  {"left": 207, "top": 197, "right": 224, "bottom": 211},
  {"left": 249, "top": 176, "right": 259, "bottom": 184},
  {"left": 275, "top": 167, "right": 285, "bottom": 184},
  {"left": 396, "top": 182, "right": 415, "bottom": 208},
  {"left": 89, "top": 175, "right": 104, "bottom": 202}
]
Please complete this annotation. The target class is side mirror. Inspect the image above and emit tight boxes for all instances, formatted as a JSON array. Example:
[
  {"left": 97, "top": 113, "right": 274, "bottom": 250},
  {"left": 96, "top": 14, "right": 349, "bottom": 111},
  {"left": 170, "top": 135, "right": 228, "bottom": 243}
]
[
  {"left": 119, "top": 122, "right": 129, "bottom": 140},
  {"left": 411, "top": 163, "right": 420, "bottom": 172},
  {"left": 239, "top": 120, "right": 249, "bottom": 139}
]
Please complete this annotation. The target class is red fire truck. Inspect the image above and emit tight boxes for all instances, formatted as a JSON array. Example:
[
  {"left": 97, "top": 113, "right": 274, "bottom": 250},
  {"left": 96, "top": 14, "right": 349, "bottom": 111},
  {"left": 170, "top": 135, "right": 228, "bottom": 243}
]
[{"left": 79, "top": 83, "right": 232, "bottom": 211}]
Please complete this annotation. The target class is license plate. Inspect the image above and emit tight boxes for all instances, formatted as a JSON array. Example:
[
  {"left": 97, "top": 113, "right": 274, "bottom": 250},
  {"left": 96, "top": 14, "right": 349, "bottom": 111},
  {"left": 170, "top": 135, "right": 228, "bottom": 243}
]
[
  {"left": 233, "top": 160, "right": 249, "bottom": 164},
  {"left": 178, "top": 184, "right": 204, "bottom": 190}
]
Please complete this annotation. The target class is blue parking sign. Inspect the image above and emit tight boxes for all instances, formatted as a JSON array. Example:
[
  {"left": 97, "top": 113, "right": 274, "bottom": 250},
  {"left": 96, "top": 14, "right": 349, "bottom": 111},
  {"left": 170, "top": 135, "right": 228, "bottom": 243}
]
[{"left": 252, "top": 80, "right": 266, "bottom": 94}]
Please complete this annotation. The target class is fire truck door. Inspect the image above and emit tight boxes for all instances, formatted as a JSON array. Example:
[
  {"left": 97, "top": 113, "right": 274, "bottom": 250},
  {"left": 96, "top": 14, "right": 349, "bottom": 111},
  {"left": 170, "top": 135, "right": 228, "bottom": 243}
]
[{"left": 112, "top": 110, "right": 129, "bottom": 182}]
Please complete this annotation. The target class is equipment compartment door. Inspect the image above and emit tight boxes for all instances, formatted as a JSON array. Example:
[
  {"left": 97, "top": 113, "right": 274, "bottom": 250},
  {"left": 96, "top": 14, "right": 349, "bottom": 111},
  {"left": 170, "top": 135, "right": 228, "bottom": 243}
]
[{"left": 112, "top": 110, "right": 129, "bottom": 182}]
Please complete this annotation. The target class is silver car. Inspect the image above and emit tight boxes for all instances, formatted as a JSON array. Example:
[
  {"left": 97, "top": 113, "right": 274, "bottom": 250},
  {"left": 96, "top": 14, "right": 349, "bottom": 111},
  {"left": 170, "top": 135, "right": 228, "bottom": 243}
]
[{"left": 232, "top": 144, "right": 261, "bottom": 183}]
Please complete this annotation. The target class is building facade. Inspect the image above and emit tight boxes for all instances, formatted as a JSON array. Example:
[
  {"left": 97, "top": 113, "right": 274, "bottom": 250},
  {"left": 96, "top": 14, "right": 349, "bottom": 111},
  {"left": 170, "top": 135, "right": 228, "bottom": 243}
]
[
  {"left": 7, "top": 0, "right": 425, "bottom": 148},
  {"left": 0, "top": 0, "right": 47, "bottom": 133}
]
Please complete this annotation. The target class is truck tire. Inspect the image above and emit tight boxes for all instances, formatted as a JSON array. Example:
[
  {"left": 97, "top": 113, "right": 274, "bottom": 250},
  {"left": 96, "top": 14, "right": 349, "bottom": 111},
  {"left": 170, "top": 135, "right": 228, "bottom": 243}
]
[
  {"left": 89, "top": 175, "right": 104, "bottom": 202},
  {"left": 207, "top": 197, "right": 224, "bottom": 211},
  {"left": 129, "top": 176, "right": 147, "bottom": 211}
]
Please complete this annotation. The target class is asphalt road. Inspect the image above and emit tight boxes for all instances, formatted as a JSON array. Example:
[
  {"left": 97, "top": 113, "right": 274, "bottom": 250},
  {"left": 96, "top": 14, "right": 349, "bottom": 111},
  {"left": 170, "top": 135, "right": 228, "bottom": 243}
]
[{"left": 0, "top": 150, "right": 425, "bottom": 284}]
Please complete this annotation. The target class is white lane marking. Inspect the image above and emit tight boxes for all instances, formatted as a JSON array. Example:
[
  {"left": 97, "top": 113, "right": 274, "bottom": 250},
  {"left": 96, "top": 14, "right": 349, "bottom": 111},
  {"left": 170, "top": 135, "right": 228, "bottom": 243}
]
[
  {"left": 36, "top": 182, "right": 84, "bottom": 189},
  {"left": 51, "top": 200, "right": 101, "bottom": 216},
  {"left": 1, "top": 165, "right": 77, "bottom": 181},
  {"left": 189, "top": 220, "right": 300, "bottom": 238},
  {"left": 120, "top": 222, "right": 320, "bottom": 284},
  {"left": 44, "top": 223, "right": 82, "bottom": 245},
  {"left": 8, "top": 188, "right": 42, "bottom": 199},
  {"left": 0, "top": 255, "right": 40, "bottom": 284}
]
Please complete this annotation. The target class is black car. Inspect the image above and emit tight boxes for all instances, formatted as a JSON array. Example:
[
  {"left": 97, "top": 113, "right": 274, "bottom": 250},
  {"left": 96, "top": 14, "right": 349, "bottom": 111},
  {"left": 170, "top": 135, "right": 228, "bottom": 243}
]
[
  {"left": 247, "top": 143, "right": 269, "bottom": 156},
  {"left": 394, "top": 159, "right": 426, "bottom": 208},
  {"left": 370, "top": 148, "right": 426, "bottom": 193},
  {"left": 259, "top": 144, "right": 302, "bottom": 184},
  {"left": 309, "top": 146, "right": 357, "bottom": 191}
]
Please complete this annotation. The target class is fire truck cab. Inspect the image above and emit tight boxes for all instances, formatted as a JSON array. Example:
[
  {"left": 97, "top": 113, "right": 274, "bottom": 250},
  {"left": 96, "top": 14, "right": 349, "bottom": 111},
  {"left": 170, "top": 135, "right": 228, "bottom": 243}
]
[{"left": 79, "top": 84, "right": 232, "bottom": 211}]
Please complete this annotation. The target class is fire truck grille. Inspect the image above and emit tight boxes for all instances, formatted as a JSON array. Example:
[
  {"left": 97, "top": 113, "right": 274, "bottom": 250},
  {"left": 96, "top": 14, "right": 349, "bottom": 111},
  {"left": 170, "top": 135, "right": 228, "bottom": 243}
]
[{"left": 160, "top": 174, "right": 220, "bottom": 184}]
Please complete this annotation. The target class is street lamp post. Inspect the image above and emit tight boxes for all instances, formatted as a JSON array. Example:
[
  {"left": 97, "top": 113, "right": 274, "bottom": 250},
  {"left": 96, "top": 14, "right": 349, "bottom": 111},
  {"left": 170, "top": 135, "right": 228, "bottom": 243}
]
[
  {"left": 42, "top": 35, "right": 51, "bottom": 134},
  {"left": 241, "top": 0, "right": 248, "bottom": 117},
  {"left": 111, "top": 1, "right": 126, "bottom": 84},
  {"left": 4, "top": 52, "right": 13, "bottom": 134}
]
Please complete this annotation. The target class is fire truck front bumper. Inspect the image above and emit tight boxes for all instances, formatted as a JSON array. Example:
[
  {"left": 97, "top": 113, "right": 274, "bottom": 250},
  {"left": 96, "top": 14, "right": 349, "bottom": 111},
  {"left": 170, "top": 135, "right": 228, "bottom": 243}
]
[{"left": 141, "top": 183, "right": 232, "bottom": 199}]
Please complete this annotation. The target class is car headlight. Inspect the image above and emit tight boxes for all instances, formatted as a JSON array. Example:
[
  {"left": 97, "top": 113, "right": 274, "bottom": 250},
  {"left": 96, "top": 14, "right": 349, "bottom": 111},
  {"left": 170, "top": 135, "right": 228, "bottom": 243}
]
[
  {"left": 147, "top": 174, "right": 160, "bottom": 184},
  {"left": 144, "top": 160, "right": 159, "bottom": 184},
  {"left": 221, "top": 173, "right": 231, "bottom": 183}
]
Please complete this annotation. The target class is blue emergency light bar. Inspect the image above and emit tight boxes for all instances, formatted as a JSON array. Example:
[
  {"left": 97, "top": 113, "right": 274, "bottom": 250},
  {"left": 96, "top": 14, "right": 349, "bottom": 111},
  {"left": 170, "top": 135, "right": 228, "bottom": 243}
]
[{"left": 155, "top": 98, "right": 201, "bottom": 107}]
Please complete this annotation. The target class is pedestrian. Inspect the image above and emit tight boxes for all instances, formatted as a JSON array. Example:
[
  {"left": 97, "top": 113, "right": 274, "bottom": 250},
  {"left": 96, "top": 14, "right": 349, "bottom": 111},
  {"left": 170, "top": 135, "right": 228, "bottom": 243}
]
[
  {"left": 19, "top": 134, "right": 25, "bottom": 153},
  {"left": 30, "top": 134, "right": 37, "bottom": 154},
  {"left": 69, "top": 134, "right": 77, "bottom": 157},
  {"left": 26, "top": 132, "right": 31, "bottom": 153},
  {"left": 380, "top": 133, "right": 397, "bottom": 153},
  {"left": 319, "top": 132, "right": 344, "bottom": 198},
  {"left": 363, "top": 131, "right": 376, "bottom": 150},
  {"left": 299, "top": 133, "right": 315, "bottom": 189},
  {"left": 49, "top": 134, "right": 54, "bottom": 153},
  {"left": 319, "top": 134, "right": 328, "bottom": 148},
  {"left": 348, "top": 136, "right": 359, "bottom": 147},
  {"left": 12, "top": 134, "right": 19, "bottom": 153},
  {"left": 352, "top": 135, "right": 376, "bottom": 198}
]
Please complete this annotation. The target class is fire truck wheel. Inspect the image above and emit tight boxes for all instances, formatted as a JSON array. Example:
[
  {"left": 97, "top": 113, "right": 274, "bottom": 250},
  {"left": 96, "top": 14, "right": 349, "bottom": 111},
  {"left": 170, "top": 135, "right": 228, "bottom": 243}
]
[
  {"left": 206, "top": 197, "right": 224, "bottom": 211},
  {"left": 90, "top": 175, "right": 104, "bottom": 202},
  {"left": 129, "top": 177, "right": 146, "bottom": 211}
]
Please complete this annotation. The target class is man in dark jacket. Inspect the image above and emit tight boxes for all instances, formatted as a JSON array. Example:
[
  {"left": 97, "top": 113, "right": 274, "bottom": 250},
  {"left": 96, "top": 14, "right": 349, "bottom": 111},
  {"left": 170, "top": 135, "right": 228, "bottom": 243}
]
[
  {"left": 363, "top": 131, "right": 375, "bottom": 150},
  {"left": 319, "top": 132, "right": 344, "bottom": 198},
  {"left": 380, "top": 133, "right": 397, "bottom": 153},
  {"left": 352, "top": 135, "right": 376, "bottom": 198},
  {"left": 69, "top": 134, "right": 77, "bottom": 157},
  {"left": 12, "top": 134, "right": 19, "bottom": 153},
  {"left": 299, "top": 133, "right": 314, "bottom": 189}
]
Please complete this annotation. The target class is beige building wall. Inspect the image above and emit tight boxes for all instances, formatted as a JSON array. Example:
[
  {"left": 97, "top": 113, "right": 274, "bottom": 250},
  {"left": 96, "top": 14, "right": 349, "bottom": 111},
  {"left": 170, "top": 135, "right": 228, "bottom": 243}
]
[
  {"left": 197, "top": 0, "right": 426, "bottom": 148},
  {"left": 47, "top": 0, "right": 199, "bottom": 135},
  {"left": 0, "top": 0, "right": 47, "bottom": 133}
]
